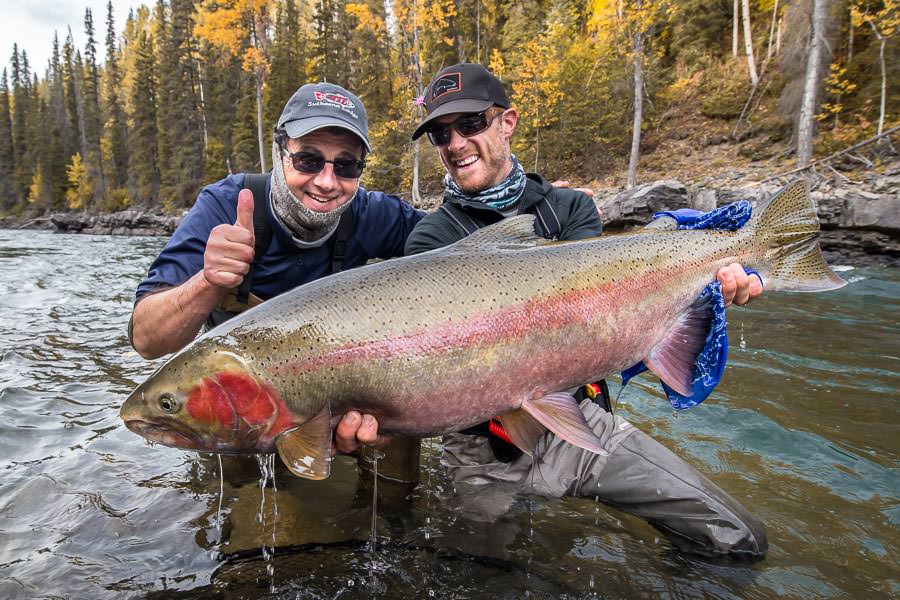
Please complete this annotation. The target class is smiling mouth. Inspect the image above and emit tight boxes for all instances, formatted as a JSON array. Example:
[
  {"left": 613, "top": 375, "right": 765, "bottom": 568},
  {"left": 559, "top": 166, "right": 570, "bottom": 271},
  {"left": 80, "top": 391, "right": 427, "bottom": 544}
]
[
  {"left": 454, "top": 155, "right": 480, "bottom": 169},
  {"left": 307, "top": 193, "right": 338, "bottom": 205}
]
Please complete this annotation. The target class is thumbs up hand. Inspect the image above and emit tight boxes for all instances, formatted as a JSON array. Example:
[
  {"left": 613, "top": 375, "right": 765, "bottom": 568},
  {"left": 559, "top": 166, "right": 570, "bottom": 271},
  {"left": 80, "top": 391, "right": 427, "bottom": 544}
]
[{"left": 203, "top": 189, "right": 257, "bottom": 290}]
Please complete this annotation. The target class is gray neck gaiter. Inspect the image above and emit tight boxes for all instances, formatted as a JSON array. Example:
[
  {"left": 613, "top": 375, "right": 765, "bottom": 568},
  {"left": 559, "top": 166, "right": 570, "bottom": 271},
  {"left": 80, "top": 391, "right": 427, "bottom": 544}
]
[{"left": 269, "top": 142, "right": 355, "bottom": 243}]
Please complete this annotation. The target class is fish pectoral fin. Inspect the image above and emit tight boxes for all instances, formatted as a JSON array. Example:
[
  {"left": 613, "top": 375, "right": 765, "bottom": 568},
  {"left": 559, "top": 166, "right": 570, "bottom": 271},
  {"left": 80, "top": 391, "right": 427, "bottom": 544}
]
[
  {"left": 498, "top": 410, "right": 547, "bottom": 460},
  {"left": 521, "top": 393, "right": 607, "bottom": 456},
  {"left": 275, "top": 404, "right": 333, "bottom": 480},
  {"left": 644, "top": 293, "right": 715, "bottom": 397}
]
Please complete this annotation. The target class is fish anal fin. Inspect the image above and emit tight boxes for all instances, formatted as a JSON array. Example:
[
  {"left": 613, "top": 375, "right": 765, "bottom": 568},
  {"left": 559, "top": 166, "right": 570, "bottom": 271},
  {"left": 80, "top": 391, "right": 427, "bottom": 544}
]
[
  {"left": 275, "top": 404, "right": 333, "bottom": 480},
  {"left": 645, "top": 295, "right": 713, "bottom": 397},
  {"left": 521, "top": 392, "right": 607, "bottom": 456},
  {"left": 498, "top": 409, "right": 547, "bottom": 460}
]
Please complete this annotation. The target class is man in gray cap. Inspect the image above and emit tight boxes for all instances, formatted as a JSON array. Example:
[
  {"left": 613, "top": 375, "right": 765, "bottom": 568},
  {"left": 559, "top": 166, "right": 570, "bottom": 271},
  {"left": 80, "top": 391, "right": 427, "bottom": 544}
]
[
  {"left": 130, "top": 82, "right": 422, "bottom": 364},
  {"left": 340, "top": 63, "right": 768, "bottom": 559}
]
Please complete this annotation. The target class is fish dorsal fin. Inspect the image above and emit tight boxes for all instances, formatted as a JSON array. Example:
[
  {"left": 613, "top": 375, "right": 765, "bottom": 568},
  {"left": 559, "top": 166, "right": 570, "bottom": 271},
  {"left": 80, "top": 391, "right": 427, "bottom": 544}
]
[
  {"left": 644, "top": 293, "right": 715, "bottom": 397},
  {"left": 498, "top": 409, "right": 547, "bottom": 460},
  {"left": 453, "top": 214, "right": 551, "bottom": 249},
  {"left": 275, "top": 403, "right": 332, "bottom": 480},
  {"left": 520, "top": 392, "right": 608, "bottom": 456}
]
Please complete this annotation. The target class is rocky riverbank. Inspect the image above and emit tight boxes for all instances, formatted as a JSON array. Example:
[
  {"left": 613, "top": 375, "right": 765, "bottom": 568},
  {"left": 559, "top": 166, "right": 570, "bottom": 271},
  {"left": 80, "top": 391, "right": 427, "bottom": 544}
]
[
  {"left": 594, "top": 164, "right": 899, "bottom": 266},
  {"left": 2, "top": 164, "right": 897, "bottom": 266}
]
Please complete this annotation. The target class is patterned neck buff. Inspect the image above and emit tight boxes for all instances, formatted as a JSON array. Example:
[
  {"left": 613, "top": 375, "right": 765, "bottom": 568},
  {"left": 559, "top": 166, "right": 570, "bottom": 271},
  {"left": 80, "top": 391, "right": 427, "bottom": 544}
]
[
  {"left": 269, "top": 141, "right": 355, "bottom": 243},
  {"left": 442, "top": 154, "right": 526, "bottom": 211}
]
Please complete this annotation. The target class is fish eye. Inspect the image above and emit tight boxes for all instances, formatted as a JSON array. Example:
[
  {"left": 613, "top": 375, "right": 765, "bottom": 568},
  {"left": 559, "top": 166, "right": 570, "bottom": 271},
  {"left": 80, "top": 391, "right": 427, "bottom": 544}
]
[{"left": 158, "top": 393, "right": 180, "bottom": 414}]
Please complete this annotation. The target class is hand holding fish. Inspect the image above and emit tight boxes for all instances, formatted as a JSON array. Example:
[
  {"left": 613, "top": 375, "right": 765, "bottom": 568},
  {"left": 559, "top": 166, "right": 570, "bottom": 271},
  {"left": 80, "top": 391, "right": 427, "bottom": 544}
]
[
  {"left": 203, "top": 188, "right": 256, "bottom": 290},
  {"left": 333, "top": 411, "right": 390, "bottom": 455},
  {"left": 717, "top": 263, "right": 764, "bottom": 307}
]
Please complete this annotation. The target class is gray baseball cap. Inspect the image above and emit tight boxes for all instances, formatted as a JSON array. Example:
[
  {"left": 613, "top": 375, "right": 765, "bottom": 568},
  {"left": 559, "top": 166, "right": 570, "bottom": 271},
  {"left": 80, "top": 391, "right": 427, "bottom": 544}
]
[{"left": 277, "top": 82, "right": 372, "bottom": 152}]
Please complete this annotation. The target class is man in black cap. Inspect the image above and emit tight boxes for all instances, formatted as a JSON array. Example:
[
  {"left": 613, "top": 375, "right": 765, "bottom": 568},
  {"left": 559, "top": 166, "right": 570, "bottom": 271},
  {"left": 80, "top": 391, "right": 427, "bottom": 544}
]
[
  {"left": 130, "top": 81, "right": 421, "bottom": 367},
  {"left": 343, "top": 63, "right": 768, "bottom": 559}
]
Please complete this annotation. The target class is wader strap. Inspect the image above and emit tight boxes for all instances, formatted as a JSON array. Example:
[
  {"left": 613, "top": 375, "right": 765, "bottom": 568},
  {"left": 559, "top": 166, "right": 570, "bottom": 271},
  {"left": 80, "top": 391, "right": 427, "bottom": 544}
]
[
  {"left": 236, "top": 173, "right": 273, "bottom": 304},
  {"left": 527, "top": 197, "right": 562, "bottom": 240},
  {"left": 327, "top": 208, "right": 355, "bottom": 275},
  {"left": 440, "top": 197, "right": 562, "bottom": 239},
  {"left": 439, "top": 203, "right": 482, "bottom": 236}
]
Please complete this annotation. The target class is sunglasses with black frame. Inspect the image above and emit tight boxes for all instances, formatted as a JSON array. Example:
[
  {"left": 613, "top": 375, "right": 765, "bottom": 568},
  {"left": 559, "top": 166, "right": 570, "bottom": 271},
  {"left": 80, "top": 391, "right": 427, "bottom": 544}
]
[
  {"left": 280, "top": 147, "right": 366, "bottom": 179},
  {"left": 426, "top": 109, "right": 504, "bottom": 146}
]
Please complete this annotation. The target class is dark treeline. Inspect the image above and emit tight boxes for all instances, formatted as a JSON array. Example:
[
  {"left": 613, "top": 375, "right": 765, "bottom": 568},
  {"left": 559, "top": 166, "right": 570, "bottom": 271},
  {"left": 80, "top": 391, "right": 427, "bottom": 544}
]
[{"left": 0, "top": 0, "right": 895, "bottom": 215}]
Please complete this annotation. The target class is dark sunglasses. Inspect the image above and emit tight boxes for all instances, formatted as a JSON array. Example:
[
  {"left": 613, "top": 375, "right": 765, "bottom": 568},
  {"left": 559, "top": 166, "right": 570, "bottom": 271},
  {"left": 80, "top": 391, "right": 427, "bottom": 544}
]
[
  {"left": 426, "top": 110, "right": 503, "bottom": 146},
  {"left": 282, "top": 148, "right": 366, "bottom": 179}
]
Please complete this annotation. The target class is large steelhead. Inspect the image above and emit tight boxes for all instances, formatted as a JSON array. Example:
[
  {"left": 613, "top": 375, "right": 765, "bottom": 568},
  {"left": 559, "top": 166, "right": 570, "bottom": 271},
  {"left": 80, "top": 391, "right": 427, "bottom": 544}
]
[{"left": 121, "top": 181, "right": 846, "bottom": 479}]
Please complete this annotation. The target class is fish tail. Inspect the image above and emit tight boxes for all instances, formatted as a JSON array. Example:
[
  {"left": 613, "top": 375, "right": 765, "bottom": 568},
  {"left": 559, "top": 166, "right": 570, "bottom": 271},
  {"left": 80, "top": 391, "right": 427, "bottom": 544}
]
[{"left": 752, "top": 181, "right": 847, "bottom": 292}]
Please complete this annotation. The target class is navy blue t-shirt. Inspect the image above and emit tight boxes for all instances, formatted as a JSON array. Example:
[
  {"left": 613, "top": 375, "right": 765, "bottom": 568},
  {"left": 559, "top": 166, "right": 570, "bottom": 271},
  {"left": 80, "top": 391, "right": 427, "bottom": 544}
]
[{"left": 135, "top": 173, "right": 424, "bottom": 302}]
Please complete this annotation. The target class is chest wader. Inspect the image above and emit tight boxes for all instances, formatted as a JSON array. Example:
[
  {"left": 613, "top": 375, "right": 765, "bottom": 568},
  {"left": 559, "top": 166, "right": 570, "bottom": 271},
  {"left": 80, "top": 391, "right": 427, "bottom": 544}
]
[
  {"left": 204, "top": 173, "right": 355, "bottom": 329},
  {"left": 440, "top": 200, "right": 613, "bottom": 462}
]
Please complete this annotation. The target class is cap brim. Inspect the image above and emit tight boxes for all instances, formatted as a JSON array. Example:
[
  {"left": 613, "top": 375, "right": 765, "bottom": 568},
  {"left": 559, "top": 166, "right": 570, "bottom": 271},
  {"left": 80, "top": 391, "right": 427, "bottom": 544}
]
[
  {"left": 283, "top": 117, "right": 372, "bottom": 152},
  {"left": 411, "top": 99, "right": 495, "bottom": 140}
]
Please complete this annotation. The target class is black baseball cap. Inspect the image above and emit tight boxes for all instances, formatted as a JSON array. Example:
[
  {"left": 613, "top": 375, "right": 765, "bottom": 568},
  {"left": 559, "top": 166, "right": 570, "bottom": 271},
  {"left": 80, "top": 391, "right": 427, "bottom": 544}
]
[
  {"left": 277, "top": 82, "right": 372, "bottom": 152},
  {"left": 411, "top": 63, "right": 510, "bottom": 140}
]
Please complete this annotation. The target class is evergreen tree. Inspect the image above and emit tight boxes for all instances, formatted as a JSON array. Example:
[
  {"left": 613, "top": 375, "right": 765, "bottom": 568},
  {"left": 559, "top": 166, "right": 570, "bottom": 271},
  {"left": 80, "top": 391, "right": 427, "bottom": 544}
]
[
  {"left": 157, "top": 0, "right": 206, "bottom": 211},
  {"left": 10, "top": 46, "right": 33, "bottom": 209},
  {"left": 128, "top": 27, "right": 160, "bottom": 206},
  {"left": 311, "top": 0, "right": 354, "bottom": 83},
  {"left": 62, "top": 31, "right": 84, "bottom": 168},
  {"left": 197, "top": 41, "right": 244, "bottom": 178},
  {"left": 267, "top": 0, "right": 307, "bottom": 131},
  {"left": 0, "top": 69, "right": 15, "bottom": 210},
  {"left": 82, "top": 8, "right": 107, "bottom": 208},
  {"left": 104, "top": 1, "right": 130, "bottom": 202},
  {"left": 47, "top": 33, "right": 74, "bottom": 209}
]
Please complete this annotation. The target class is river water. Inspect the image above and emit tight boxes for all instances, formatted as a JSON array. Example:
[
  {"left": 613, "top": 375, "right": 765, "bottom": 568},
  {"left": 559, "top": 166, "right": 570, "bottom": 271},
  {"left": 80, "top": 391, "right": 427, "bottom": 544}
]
[{"left": 0, "top": 229, "right": 896, "bottom": 599}]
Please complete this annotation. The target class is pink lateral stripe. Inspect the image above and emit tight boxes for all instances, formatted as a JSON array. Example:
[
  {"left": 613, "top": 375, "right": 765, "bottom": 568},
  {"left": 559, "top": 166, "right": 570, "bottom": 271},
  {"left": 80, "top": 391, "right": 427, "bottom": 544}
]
[{"left": 272, "top": 271, "right": 665, "bottom": 376}]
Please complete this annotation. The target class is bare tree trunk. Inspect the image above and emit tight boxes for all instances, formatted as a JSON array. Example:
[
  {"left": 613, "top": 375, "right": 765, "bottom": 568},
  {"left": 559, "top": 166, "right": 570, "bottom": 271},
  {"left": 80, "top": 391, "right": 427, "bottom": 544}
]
[
  {"left": 411, "top": 3, "right": 423, "bottom": 205},
  {"left": 255, "top": 71, "right": 266, "bottom": 173},
  {"left": 872, "top": 26, "right": 887, "bottom": 136},
  {"left": 796, "top": 0, "right": 829, "bottom": 168},
  {"left": 766, "top": 0, "right": 779, "bottom": 61},
  {"left": 741, "top": 0, "right": 759, "bottom": 85},
  {"left": 534, "top": 128, "right": 541, "bottom": 172},
  {"left": 196, "top": 57, "right": 209, "bottom": 153},
  {"left": 627, "top": 27, "right": 643, "bottom": 189},
  {"left": 848, "top": 16, "right": 854, "bottom": 63},
  {"left": 733, "top": 0, "right": 740, "bottom": 57},
  {"left": 776, "top": 16, "right": 783, "bottom": 55},
  {"left": 476, "top": 0, "right": 481, "bottom": 64}
]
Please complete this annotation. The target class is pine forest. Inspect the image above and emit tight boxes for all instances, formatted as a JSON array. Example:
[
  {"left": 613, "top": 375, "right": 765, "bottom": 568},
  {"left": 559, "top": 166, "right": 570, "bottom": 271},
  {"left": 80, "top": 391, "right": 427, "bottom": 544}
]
[{"left": 0, "top": 0, "right": 896, "bottom": 216}]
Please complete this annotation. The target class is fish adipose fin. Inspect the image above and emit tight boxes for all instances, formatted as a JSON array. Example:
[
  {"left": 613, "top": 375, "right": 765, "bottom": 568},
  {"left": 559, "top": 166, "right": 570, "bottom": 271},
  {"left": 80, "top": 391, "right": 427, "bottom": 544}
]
[
  {"left": 625, "top": 281, "right": 728, "bottom": 409},
  {"left": 753, "top": 181, "right": 847, "bottom": 292},
  {"left": 499, "top": 409, "right": 548, "bottom": 460},
  {"left": 275, "top": 403, "right": 333, "bottom": 480},
  {"left": 452, "top": 214, "right": 553, "bottom": 250},
  {"left": 520, "top": 392, "right": 608, "bottom": 456}
]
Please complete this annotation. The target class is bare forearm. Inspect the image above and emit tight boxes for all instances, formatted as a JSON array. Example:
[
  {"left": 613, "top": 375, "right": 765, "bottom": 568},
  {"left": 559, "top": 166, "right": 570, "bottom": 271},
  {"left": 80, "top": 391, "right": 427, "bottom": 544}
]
[{"left": 131, "top": 272, "right": 227, "bottom": 359}]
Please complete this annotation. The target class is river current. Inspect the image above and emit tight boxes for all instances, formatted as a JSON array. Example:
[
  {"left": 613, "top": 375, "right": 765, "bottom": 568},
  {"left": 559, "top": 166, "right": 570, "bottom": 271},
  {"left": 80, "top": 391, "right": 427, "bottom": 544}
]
[{"left": 0, "top": 229, "right": 897, "bottom": 599}]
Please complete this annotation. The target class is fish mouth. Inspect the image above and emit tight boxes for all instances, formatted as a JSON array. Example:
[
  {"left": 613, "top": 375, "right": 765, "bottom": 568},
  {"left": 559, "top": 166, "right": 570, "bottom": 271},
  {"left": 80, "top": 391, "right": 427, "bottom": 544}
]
[{"left": 124, "top": 418, "right": 204, "bottom": 450}]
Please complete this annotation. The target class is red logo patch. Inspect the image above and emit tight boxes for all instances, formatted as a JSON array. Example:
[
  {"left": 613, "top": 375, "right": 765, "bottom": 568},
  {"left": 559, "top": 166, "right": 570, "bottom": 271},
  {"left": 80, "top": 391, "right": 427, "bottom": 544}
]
[{"left": 314, "top": 91, "right": 355, "bottom": 108}]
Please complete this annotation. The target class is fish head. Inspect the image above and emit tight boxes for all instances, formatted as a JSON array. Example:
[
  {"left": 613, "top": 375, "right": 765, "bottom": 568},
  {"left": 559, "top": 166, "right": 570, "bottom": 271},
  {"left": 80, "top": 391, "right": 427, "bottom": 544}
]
[{"left": 121, "top": 341, "right": 298, "bottom": 454}]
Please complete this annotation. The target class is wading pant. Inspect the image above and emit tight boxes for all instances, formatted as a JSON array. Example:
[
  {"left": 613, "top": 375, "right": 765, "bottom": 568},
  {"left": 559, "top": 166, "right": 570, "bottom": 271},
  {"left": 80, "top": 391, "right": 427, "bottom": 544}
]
[{"left": 441, "top": 399, "right": 768, "bottom": 559}]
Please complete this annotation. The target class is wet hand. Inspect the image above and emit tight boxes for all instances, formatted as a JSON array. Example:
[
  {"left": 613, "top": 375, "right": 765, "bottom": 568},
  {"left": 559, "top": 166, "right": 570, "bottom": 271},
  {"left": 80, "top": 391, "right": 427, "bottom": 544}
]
[
  {"left": 333, "top": 411, "right": 390, "bottom": 455},
  {"left": 717, "top": 263, "right": 763, "bottom": 307},
  {"left": 203, "top": 189, "right": 256, "bottom": 289},
  {"left": 551, "top": 180, "right": 594, "bottom": 198}
]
